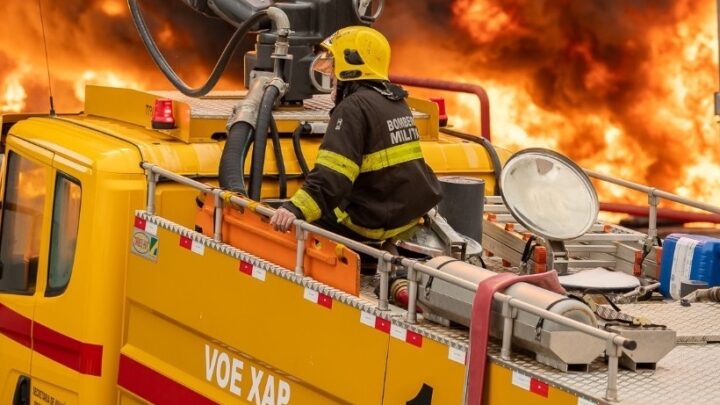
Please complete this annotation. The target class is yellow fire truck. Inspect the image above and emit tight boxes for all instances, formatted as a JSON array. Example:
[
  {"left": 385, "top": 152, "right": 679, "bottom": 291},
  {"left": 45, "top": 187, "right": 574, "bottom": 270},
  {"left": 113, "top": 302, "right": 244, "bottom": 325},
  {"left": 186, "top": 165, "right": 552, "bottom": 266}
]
[{"left": 2, "top": 1, "right": 720, "bottom": 404}]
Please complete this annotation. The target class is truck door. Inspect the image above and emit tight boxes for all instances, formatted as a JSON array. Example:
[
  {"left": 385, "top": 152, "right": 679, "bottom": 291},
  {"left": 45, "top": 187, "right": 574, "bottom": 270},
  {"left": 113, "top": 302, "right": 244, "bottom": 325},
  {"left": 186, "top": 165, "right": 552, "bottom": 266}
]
[
  {"left": 0, "top": 147, "right": 53, "bottom": 405},
  {"left": 30, "top": 154, "right": 93, "bottom": 405}
]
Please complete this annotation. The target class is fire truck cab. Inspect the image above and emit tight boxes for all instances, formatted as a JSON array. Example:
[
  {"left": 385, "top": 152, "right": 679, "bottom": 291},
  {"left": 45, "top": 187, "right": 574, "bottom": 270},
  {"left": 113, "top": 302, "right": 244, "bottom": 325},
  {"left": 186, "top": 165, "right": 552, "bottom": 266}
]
[{"left": 0, "top": 89, "right": 225, "bottom": 404}]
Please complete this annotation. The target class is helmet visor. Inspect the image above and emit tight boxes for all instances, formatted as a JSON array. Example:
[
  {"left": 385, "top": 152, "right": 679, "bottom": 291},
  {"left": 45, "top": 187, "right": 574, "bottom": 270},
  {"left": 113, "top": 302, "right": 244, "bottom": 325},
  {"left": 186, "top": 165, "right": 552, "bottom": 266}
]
[{"left": 312, "top": 51, "right": 335, "bottom": 76}]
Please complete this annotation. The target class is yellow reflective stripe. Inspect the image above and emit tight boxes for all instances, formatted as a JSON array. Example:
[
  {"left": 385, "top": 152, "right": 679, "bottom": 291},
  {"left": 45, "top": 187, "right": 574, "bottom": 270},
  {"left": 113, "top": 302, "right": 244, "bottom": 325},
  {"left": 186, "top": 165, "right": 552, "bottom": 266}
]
[
  {"left": 316, "top": 150, "right": 360, "bottom": 182},
  {"left": 291, "top": 189, "right": 322, "bottom": 222},
  {"left": 333, "top": 208, "right": 418, "bottom": 240},
  {"left": 360, "top": 141, "right": 423, "bottom": 173}
]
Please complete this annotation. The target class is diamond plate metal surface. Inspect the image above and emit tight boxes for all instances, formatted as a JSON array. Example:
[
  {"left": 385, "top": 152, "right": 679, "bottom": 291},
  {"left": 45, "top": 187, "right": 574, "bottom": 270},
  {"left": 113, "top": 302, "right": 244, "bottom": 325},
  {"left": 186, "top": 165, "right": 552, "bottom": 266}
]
[
  {"left": 149, "top": 91, "right": 427, "bottom": 121},
  {"left": 489, "top": 343, "right": 720, "bottom": 404},
  {"left": 619, "top": 302, "right": 720, "bottom": 343}
]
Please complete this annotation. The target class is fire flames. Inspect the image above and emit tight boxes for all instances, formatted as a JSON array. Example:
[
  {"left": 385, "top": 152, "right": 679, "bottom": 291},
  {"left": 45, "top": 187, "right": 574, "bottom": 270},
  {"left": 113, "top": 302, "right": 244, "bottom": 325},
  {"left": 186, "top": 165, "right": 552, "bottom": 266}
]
[
  {"left": 0, "top": 0, "right": 242, "bottom": 114},
  {"left": 380, "top": 0, "right": 720, "bottom": 211},
  {"left": 1, "top": 0, "right": 718, "bottom": 210}
]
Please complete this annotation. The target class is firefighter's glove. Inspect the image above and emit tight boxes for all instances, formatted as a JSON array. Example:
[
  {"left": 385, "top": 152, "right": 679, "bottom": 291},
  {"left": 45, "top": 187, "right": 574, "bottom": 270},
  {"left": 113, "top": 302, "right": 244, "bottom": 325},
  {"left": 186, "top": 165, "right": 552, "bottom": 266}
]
[{"left": 271, "top": 207, "right": 297, "bottom": 233}]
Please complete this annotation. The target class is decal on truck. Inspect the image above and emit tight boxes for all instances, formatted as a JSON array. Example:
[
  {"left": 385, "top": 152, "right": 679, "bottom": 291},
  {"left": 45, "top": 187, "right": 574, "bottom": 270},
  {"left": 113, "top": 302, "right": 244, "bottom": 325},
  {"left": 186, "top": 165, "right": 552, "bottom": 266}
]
[
  {"left": 132, "top": 217, "right": 159, "bottom": 261},
  {"left": 131, "top": 230, "right": 159, "bottom": 262},
  {"left": 205, "top": 344, "right": 291, "bottom": 405},
  {"left": 33, "top": 386, "right": 66, "bottom": 405}
]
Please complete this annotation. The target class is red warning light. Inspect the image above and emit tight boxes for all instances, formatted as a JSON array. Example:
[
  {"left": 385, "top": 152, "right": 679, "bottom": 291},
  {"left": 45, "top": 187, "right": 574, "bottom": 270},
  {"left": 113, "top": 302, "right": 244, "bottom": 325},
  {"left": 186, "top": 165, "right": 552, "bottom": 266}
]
[
  {"left": 152, "top": 99, "right": 175, "bottom": 129},
  {"left": 430, "top": 97, "right": 448, "bottom": 127}
]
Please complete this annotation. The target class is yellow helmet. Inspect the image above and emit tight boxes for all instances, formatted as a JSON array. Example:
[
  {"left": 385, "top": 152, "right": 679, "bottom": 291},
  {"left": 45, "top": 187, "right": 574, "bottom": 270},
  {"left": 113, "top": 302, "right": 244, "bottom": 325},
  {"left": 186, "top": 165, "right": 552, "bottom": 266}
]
[{"left": 321, "top": 26, "right": 391, "bottom": 81}]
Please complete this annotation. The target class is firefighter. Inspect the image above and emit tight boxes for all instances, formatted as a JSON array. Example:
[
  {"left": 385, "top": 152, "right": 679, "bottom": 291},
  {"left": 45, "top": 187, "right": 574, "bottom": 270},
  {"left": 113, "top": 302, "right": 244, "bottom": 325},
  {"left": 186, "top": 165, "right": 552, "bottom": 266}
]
[{"left": 270, "top": 26, "right": 442, "bottom": 240}]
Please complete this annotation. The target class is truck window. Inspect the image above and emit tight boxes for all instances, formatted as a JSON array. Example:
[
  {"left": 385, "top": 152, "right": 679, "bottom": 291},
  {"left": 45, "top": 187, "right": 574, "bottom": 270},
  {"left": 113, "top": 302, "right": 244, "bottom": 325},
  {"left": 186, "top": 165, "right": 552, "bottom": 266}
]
[
  {"left": 0, "top": 152, "right": 47, "bottom": 294},
  {"left": 46, "top": 174, "right": 81, "bottom": 296}
]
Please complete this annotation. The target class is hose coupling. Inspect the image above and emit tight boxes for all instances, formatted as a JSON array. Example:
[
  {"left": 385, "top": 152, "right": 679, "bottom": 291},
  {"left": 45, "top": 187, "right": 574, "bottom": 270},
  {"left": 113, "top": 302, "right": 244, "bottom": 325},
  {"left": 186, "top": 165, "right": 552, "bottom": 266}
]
[
  {"left": 226, "top": 76, "right": 271, "bottom": 131},
  {"left": 266, "top": 77, "right": 288, "bottom": 97}
]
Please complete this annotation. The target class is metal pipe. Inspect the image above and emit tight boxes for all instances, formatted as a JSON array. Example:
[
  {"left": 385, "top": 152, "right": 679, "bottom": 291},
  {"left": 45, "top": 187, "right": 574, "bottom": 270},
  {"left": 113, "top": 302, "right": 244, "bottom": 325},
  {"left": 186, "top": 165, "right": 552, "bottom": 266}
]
[
  {"left": 587, "top": 169, "right": 720, "bottom": 216},
  {"left": 647, "top": 192, "right": 658, "bottom": 241},
  {"left": 406, "top": 265, "right": 419, "bottom": 324},
  {"left": 605, "top": 340, "right": 623, "bottom": 402},
  {"left": 295, "top": 225, "right": 307, "bottom": 277},
  {"left": 145, "top": 169, "right": 158, "bottom": 215},
  {"left": 500, "top": 296, "right": 514, "bottom": 360},
  {"left": 599, "top": 202, "right": 720, "bottom": 223},
  {"left": 266, "top": 7, "right": 290, "bottom": 37},
  {"left": 377, "top": 257, "right": 390, "bottom": 311},
  {"left": 388, "top": 74, "right": 492, "bottom": 141},
  {"left": 213, "top": 193, "right": 223, "bottom": 241}
]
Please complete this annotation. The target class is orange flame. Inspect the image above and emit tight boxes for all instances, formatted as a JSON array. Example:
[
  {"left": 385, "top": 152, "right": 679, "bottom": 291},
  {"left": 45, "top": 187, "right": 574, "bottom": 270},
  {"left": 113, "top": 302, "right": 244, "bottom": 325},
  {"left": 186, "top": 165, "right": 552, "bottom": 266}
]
[
  {"left": 0, "top": 1, "right": 241, "bottom": 113},
  {"left": 1, "top": 64, "right": 30, "bottom": 113},
  {"left": 1, "top": 0, "right": 718, "bottom": 210},
  {"left": 381, "top": 0, "right": 720, "bottom": 208}
]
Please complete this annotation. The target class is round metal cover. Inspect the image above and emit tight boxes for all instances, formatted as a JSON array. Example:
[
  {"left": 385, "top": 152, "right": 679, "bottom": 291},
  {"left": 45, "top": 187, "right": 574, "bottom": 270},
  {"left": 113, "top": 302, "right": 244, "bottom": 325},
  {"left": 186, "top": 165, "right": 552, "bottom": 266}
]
[{"left": 500, "top": 148, "right": 599, "bottom": 241}]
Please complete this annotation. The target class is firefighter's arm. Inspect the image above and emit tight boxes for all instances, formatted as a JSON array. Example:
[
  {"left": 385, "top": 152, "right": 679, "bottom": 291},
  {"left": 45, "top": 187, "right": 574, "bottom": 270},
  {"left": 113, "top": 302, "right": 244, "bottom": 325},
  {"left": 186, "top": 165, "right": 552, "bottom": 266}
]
[{"left": 280, "top": 99, "right": 366, "bottom": 225}]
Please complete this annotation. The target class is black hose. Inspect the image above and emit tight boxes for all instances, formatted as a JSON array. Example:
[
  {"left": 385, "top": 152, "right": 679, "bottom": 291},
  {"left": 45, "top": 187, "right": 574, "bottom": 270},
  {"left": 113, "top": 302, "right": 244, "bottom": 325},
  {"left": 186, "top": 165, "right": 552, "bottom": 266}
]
[
  {"left": 249, "top": 86, "right": 281, "bottom": 200},
  {"left": 269, "top": 116, "right": 287, "bottom": 199},
  {"left": 440, "top": 127, "right": 502, "bottom": 195},
  {"left": 128, "top": 0, "right": 268, "bottom": 97},
  {"left": 292, "top": 123, "right": 312, "bottom": 177},
  {"left": 219, "top": 122, "right": 253, "bottom": 193}
]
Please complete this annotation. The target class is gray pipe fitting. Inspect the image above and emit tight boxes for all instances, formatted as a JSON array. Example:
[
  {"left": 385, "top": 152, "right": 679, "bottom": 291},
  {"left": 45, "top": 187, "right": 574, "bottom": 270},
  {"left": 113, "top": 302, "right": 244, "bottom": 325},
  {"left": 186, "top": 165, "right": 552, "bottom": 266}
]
[
  {"left": 267, "top": 7, "right": 291, "bottom": 39},
  {"left": 226, "top": 76, "right": 271, "bottom": 130}
]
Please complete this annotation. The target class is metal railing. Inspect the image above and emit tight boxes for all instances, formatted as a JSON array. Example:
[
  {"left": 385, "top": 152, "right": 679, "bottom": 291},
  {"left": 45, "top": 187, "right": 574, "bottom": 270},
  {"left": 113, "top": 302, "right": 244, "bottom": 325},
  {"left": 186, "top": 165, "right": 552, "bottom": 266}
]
[
  {"left": 586, "top": 169, "right": 720, "bottom": 247},
  {"left": 142, "top": 162, "right": 636, "bottom": 402},
  {"left": 389, "top": 74, "right": 492, "bottom": 141}
]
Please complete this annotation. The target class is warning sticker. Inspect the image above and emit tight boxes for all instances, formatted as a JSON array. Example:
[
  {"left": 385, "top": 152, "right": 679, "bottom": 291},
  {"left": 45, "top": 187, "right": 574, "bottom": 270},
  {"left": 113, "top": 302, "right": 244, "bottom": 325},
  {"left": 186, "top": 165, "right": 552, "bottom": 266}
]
[{"left": 131, "top": 228, "right": 159, "bottom": 262}]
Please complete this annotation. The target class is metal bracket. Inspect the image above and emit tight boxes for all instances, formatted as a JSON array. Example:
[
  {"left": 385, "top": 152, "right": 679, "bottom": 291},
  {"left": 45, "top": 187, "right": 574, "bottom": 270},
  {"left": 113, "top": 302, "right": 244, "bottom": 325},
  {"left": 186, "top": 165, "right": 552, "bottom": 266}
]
[
  {"left": 546, "top": 240, "right": 569, "bottom": 275},
  {"left": 427, "top": 212, "right": 468, "bottom": 260}
]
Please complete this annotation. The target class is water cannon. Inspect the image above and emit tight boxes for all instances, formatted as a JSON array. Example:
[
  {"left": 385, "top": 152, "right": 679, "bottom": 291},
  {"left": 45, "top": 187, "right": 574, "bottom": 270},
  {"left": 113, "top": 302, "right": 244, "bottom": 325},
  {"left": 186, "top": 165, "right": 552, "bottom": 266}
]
[{"left": 131, "top": 0, "right": 386, "bottom": 103}]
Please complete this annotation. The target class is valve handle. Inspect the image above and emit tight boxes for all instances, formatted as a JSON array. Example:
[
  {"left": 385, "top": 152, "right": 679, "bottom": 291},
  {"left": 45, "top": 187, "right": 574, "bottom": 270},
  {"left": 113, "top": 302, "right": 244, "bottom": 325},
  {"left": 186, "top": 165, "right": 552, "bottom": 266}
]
[{"left": 353, "top": 0, "right": 385, "bottom": 23}]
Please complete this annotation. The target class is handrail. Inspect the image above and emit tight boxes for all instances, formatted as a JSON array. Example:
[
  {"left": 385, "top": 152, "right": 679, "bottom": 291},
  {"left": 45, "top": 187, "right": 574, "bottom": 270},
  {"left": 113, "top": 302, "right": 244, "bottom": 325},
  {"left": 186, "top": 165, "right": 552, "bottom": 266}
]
[
  {"left": 586, "top": 169, "right": 720, "bottom": 246},
  {"left": 587, "top": 169, "right": 720, "bottom": 215},
  {"left": 599, "top": 202, "right": 720, "bottom": 223},
  {"left": 141, "top": 162, "right": 634, "bottom": 402},
  {"left": 389, "top": 74, "right": 492, "bottom": 141}
]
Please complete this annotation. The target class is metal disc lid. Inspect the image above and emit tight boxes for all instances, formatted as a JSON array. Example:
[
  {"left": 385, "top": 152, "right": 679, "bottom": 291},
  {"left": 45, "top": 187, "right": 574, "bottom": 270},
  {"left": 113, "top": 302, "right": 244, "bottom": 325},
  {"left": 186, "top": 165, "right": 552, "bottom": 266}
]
[{"left": 500, "top": 148, "right": 599, "bottom": 241}]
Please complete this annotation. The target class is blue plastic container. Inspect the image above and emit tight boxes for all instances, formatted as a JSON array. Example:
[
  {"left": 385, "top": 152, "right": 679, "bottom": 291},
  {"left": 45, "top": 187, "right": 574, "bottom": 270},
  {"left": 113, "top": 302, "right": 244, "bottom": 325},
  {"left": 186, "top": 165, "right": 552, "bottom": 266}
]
[{"left": 659, "top": 233, "right": 720, "bottom": 299}]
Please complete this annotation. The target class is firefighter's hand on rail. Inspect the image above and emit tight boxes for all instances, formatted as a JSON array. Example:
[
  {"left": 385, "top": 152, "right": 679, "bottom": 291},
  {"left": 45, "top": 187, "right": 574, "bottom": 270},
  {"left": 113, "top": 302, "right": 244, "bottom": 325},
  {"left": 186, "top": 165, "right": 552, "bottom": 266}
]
[{"left": 270, "top": 207, "right": 296, "bottom": 232}]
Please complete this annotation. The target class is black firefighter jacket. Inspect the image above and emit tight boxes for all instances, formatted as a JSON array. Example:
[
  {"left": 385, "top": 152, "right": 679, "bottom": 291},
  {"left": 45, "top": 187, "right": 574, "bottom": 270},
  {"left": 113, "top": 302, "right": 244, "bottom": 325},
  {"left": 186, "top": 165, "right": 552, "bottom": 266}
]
[{"left": 283, "top": 85, "right": 442, "bottom": 240}]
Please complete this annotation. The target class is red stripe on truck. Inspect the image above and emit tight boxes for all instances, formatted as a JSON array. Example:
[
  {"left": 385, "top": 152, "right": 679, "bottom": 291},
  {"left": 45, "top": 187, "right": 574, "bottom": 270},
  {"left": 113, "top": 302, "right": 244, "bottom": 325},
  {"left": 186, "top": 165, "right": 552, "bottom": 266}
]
[
  {"left": 118, "top": 354, "right": 219, "bottom": 405},
  {"left": 0, "top": 303, "right": 32, "bottom": 347},
  {"left": 33, "top": 322, "right": 103, "bottom": 376},
  {"left": 0, "top": 303, "right": 103, "bottom": 376}
]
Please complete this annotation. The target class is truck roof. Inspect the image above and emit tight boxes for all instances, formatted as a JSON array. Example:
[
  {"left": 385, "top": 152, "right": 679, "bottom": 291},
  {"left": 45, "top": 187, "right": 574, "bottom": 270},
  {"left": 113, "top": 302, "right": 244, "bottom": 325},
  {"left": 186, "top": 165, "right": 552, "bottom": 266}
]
[
  {"left": 5, "top": 85, "right": 435, "bottom": 176},
  {"left": 7, "top": 114, "right": 224, "bottom": 176},
  {"left": 3, "top": 85, "right": 335, "bottom": 176}
]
